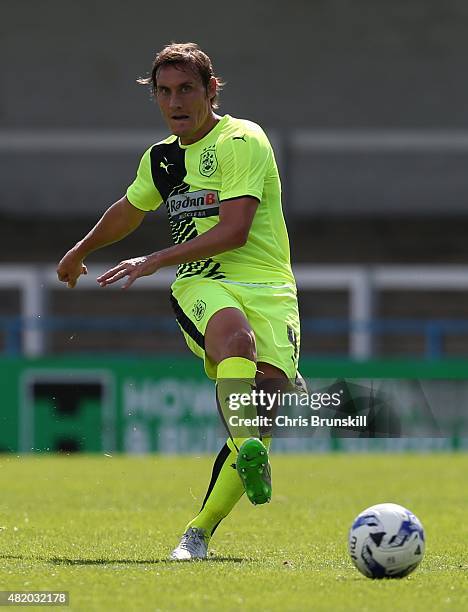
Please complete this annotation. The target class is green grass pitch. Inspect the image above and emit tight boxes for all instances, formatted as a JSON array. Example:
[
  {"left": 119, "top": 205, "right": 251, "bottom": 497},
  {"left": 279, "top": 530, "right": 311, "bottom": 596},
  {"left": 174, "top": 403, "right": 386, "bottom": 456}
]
[{"left": 0, "top": 453, "right": 467, "bottom": 611}]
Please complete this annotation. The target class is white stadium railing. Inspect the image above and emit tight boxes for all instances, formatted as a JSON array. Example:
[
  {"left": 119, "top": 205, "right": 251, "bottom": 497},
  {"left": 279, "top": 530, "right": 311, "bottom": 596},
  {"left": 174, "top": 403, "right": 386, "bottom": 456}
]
[{"left": 2, "top": 264, "right": 468, "bottom": 359}]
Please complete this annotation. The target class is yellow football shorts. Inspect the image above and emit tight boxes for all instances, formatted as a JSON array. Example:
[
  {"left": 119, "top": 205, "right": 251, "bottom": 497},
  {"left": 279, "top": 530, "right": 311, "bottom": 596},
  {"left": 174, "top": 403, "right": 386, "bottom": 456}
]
[{"left": 170, "top": 277, "right": 300, "bottom": 379}]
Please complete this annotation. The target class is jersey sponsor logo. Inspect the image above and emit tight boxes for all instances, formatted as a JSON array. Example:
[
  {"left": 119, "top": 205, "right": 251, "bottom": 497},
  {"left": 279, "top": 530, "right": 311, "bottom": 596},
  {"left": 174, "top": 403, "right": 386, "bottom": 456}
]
[
  {"left": 167, "top": 189, "right": 220, "bottom": 221},
  {"left": 199, "top": 144, "right": 218, "bottom": 177}
]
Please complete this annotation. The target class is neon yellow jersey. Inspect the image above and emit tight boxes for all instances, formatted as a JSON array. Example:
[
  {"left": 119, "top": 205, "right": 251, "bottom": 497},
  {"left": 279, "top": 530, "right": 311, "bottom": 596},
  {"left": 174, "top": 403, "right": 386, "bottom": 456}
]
[{"left": 126, "top": 114, "right": 294, "bottom": 284}]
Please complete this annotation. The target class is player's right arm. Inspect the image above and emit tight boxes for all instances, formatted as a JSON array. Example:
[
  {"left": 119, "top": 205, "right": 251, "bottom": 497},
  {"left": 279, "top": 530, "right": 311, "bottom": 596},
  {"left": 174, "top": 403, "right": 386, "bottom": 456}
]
[
  {"left": 57, "top": 196, "right": 146, "bottom": 288},
  {"left": 57, "top": 147, "right": 162, "bottom": 288}
]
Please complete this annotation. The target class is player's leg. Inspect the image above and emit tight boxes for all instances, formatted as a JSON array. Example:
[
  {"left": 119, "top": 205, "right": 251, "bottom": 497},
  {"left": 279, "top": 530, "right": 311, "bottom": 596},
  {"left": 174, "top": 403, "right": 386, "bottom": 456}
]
[
  {"left": 182, "top": 308, "right": 268, "bottom": 537},
  {"left": 234, "top": 361, "right": 287, "bottom": 506},
  {"left": 236, "top": 283, "right": 302, "bottom": 510},
  {"left": 207, "top": 309, "right": 278, "bottom": 508},
  {"left": 182, "top": 331, "right": 291, "bottom": 544},
  {"left": 169, "top": 281, "right": 299, "bottom": 559},
  {"left": 169, "top": 283, "right": 262, "bottom": 559},
  {"left": 204, "top": 305, "right": 259, "bottom": 443},
  {"left": 181, "top": 361, "right": 287, "bottom": 550},
  {"left": 192, "top": 284, "right": 301, "bottom": 545}
]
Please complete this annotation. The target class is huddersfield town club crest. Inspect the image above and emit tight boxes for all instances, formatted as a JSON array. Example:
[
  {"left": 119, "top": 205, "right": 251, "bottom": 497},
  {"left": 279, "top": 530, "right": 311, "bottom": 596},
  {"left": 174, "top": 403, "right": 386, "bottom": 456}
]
[
  {"left": 192, "top": 299, "right": 206, "bottom": 321},
  {"left": 199, "top": 145, "right": 218, "bottom": 177}
]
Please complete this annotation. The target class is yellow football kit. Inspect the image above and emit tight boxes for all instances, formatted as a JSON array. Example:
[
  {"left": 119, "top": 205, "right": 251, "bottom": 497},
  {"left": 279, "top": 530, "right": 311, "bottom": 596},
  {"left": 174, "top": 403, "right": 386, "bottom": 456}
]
[{"left": 127, "top": 114, "right": 299, "bottom": 378}]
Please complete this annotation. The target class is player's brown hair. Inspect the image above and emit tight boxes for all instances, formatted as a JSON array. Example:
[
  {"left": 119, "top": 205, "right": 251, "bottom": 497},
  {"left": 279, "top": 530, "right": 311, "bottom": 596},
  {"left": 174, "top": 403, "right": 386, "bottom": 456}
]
[{"left": 138, "top": 42, "right": 224, "bottom": 109}]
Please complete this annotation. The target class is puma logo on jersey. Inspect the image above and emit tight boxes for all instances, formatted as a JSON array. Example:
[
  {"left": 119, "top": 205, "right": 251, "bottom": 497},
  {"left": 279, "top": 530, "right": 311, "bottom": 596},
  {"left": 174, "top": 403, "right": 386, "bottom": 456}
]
[
  {"left": 233, "top": 135, "right": 246, "bottom": 142},
  {"left": 160, "top": 157, "right": 174, "bottom": 173}
]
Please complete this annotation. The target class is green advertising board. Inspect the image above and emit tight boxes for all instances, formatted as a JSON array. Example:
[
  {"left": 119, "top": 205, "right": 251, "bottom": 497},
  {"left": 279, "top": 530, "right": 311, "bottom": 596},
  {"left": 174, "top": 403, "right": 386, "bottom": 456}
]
[{"left": 1, "top": 356, "right": 467, "bottom": 453}]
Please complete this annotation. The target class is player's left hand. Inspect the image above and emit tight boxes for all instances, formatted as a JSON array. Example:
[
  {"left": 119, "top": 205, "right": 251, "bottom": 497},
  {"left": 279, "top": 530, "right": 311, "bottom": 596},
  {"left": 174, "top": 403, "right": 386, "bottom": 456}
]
[{"left": 97, "top": 255, "right": 160, "bottom": 289}]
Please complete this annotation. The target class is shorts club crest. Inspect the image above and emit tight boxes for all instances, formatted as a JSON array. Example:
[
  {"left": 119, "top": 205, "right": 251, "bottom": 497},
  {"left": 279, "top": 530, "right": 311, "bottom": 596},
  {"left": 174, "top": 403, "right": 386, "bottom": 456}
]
[{"left": 192, "top": 299, "right": 207, "bottom": 321}]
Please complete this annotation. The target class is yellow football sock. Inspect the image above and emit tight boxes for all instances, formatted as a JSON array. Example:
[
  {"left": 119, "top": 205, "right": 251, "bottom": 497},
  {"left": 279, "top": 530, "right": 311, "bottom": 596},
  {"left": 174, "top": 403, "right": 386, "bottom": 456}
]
[
  {"left": 186, "top": 436, "right": 272, "bottom": 537},
  {"left": 216, "top": 356, "right": 258, "bottom": 442},
  {"left": 186, "top": 356, "right": 268, "bottom": 537}
]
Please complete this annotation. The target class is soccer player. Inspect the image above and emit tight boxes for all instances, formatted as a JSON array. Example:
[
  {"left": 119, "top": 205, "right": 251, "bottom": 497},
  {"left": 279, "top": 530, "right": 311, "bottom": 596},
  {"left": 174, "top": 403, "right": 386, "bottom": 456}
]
[{"left": 57, "top": 42, "right": 300, "bottom": 560}]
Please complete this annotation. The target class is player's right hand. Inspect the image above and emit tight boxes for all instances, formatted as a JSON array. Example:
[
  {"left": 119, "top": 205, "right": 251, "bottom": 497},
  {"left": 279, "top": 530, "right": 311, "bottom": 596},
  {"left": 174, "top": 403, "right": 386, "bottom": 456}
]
[{"left": 57, "top": 249, "right": 88, "bottom": 288}]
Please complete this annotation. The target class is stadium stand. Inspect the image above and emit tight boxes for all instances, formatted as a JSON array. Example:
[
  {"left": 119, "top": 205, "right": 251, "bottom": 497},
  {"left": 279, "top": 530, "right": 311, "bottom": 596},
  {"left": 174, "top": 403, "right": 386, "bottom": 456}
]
[{"left": 2, "top": 0, "right": 468, "bottom": 358}]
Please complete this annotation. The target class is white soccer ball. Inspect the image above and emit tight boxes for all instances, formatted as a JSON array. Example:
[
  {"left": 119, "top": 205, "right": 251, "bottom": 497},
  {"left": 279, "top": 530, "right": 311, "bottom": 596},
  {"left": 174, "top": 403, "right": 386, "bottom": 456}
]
[{"left": 348, "top": 503, "right": 425, "bottom": 579}]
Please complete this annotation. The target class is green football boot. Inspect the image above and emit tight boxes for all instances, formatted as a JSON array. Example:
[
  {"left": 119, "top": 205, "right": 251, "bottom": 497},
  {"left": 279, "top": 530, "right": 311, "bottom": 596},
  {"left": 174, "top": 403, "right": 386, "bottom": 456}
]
[{"left": 236, "top": 438, "right": 272, "bottom": 505}]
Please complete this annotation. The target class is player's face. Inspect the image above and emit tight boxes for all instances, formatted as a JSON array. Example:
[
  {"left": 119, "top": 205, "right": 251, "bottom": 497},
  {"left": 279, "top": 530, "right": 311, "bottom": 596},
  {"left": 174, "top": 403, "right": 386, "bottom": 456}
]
[{"left": 155, "top": 64, "right": 218, "bottom": 145}]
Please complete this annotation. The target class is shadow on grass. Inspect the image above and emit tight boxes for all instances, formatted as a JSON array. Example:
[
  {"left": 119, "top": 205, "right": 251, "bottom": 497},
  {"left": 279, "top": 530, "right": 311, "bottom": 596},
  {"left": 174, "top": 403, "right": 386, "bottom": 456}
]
[{"left": 1, "top": 554, "right": 248, "bottom": 565}]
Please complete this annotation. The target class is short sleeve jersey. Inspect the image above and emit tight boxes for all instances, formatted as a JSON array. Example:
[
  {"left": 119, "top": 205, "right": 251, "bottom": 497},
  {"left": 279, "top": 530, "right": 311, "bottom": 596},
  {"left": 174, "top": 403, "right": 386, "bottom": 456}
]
[{"left": 126, "top": 114, "right": 294, "bottom": 284}]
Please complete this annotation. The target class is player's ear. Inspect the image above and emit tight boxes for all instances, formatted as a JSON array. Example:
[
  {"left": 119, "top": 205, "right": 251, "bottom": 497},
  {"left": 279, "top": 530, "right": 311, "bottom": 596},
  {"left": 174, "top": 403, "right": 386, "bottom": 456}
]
[{"left": 207, "top": 77, "right": 217, "bottom": 102}]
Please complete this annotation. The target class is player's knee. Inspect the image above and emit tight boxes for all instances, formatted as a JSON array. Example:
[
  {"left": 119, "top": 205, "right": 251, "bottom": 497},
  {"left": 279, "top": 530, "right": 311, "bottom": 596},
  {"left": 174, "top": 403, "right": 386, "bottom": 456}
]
[{"left": 223, "top": 328, "right": 256, "bottom": 361}]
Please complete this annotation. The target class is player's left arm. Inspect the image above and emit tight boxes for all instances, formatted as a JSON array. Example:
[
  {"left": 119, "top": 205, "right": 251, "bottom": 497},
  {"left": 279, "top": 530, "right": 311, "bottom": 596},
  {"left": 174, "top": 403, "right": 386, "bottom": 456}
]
[
  {"left": 97, "top": 127, "right": 269, "bottom": 289},
  {"left": 97, "top": 196, "right": 258, "bottom": 288}
]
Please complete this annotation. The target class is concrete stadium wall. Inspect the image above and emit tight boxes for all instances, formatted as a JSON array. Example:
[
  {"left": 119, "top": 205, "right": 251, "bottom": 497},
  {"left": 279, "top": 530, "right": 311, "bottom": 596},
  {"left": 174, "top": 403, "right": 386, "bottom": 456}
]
[
  {"left": 3, "top": 0, "right": 468, "bottom": 218},
  {"left": 3, "top": 0, "right": 468, "bottom": 129}
]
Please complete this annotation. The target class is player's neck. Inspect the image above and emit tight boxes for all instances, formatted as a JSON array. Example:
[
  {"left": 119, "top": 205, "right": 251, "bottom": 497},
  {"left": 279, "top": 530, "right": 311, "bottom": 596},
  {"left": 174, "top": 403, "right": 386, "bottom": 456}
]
[{"left": 179, "top": 113, "right": 221, "bottom": 145}]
